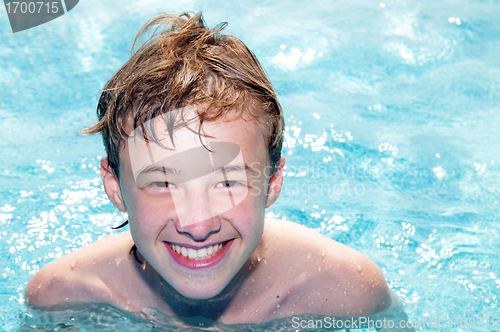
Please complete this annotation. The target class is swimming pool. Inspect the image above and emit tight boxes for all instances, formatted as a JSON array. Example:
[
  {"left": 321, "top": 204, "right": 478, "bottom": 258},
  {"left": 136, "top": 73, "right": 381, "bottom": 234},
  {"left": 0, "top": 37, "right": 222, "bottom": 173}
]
[{"left": 1, "top": 0, "right": 499, "bottom": 330}]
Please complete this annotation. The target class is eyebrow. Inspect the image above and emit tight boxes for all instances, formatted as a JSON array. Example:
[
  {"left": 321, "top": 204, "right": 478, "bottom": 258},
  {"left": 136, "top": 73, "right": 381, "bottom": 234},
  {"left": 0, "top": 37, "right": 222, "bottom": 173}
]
[
  {"left": 139, "top": 165, "right": 181, "bottom": 176},
  {"left": 214, "top": 163, "right": 260, "bottom": 177},
  {"left": 138, "top": 163, "right": 260, "bottom": 177}
]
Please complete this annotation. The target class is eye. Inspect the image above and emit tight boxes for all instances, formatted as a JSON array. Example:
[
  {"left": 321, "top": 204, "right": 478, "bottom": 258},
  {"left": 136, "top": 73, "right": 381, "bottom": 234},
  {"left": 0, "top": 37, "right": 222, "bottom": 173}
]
[
  {"left": 216, "top": 180, "right": 239, "bottom": 188},
  {"left": 151, "top": 182, "right": 174, "bottom": 188}
]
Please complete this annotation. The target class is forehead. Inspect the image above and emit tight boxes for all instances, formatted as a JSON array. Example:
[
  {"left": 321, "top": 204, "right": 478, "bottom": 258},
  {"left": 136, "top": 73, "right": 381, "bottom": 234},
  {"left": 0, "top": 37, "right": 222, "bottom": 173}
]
[{"left": 120, "top": 106, "right": 268, "bottom": 177}]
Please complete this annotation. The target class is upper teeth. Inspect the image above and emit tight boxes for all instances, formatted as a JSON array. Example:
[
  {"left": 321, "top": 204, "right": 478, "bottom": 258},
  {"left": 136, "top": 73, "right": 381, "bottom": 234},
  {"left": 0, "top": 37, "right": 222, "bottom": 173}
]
[{"left": 170, "top": 243, "right": 224, "bottom": 260}]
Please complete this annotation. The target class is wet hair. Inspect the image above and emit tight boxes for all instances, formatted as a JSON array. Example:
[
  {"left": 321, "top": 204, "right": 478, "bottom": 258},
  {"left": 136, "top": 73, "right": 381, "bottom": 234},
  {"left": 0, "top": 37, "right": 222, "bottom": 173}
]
[{"left": 82, "top": 11, "right": 284, "bottom": 179}]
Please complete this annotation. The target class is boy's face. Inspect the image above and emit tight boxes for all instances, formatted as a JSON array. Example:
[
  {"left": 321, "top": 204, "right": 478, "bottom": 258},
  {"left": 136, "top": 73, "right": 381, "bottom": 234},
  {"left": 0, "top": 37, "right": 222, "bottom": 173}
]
[{"left": 102, "top": 106, "right": 284, "bottom": 300}]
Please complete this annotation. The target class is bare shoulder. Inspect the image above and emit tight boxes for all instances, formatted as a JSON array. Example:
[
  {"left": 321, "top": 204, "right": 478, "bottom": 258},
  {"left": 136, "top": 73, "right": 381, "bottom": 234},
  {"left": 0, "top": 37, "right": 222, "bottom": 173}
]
[
  {"left": 262, "top": 219, "right": 392, "bottom": 316},
  {"left": 25, "top": 231, "right": 135, "bottom": 308}
]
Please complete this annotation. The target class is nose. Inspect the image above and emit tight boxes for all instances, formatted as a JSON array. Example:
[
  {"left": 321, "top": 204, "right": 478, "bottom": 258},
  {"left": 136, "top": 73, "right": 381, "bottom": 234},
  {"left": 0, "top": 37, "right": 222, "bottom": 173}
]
[
  {"left": 175, "top": 216, "right": 221, "bottom": 241},
  {"left": 173, "top": 190, "right": 221, "bottom": 241}
]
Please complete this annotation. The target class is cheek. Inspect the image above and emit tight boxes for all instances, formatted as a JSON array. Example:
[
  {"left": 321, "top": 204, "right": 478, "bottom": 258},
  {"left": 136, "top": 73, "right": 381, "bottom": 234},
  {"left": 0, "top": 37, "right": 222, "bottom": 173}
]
[
  {"left": 125, "top": 193, "right": 177, "bottom": 240},
  {"left": 228, "top": 191, "right": 266, "bottom": 233},
  {"left": 125, "top": 188, "right": 176, "bottom": 218}
]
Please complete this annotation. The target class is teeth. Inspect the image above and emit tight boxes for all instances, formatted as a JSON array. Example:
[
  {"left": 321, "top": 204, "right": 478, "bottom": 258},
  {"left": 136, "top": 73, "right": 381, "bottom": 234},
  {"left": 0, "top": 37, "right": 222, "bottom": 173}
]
[
  {"left": 188, "top": 248, "right": 197, "bottom": 259},
  {"left": 198, "top": 247, "right": 207, "bottom": 257},
  {"left": 169, "top": 242, "right": 225, "bottom": 260}
]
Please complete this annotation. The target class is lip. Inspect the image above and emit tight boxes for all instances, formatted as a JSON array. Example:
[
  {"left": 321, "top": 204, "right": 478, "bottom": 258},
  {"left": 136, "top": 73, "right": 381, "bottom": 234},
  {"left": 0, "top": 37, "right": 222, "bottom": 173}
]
[{"left": 165, "top": 240, "right": 233, "bottom": 269}]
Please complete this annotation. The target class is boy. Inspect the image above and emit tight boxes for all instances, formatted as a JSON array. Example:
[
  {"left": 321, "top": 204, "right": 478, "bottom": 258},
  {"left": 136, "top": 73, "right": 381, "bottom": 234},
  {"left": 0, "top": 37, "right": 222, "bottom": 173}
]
[{"left": 25, "top": 12, "right": 406, "bottom": 327}]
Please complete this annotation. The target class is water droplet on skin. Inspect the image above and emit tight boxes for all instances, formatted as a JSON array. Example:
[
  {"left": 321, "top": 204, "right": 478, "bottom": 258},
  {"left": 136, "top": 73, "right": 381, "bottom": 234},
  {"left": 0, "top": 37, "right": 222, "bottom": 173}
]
[
  {"left": 341, "top": 303, "right": 344, "bottom": 307},
  {"left": 52, "top": 273, "right": 57, "bottom": 278},
  {"left": 70, "top": 260, "right": 76, "bottom": 269},
  {"left": 37, "top": 284, "right": 41, "bottom": 289},
  {"left": 307, "top": 253, "right": 312, "bottom": 259},
  {"left": 246, "top": 291, "right": 249, "bottom": 295},
  {"left": 256, "top": 309, "right": 259, "bottom": 312},
  {"left": 251, "top": 278, "right": 255, "bottom": 282},
  {"left": 276, "top": 304, "right": 280, "bottom": 309},
  {"left": 357, "top": 265, "right": 362, "bottom": 271},
  {"left": 318, "top": 266, "right": 321, "bottom": 271},
  {"left": 321, "top": 251, "right": 326, "bottom": 257},
  {"left": 344, "top": 291, "right": 347, "bottom": 296}
]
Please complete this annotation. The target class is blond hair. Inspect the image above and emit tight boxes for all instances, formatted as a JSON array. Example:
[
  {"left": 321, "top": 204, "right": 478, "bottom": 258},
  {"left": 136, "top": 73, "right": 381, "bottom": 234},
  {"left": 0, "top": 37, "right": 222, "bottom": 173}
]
[{"left": 83, "top": 12, "right": 284, "bottom": 178}]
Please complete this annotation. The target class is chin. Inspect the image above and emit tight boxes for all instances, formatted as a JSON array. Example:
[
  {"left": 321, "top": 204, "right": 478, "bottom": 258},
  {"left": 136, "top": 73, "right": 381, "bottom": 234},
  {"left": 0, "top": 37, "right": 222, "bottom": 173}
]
[
  {"left": 178, "top": 283, "right": 228, "bottom": 300},
  {"left": 171, "top": 270, "right": 239, "bottom": 301}
]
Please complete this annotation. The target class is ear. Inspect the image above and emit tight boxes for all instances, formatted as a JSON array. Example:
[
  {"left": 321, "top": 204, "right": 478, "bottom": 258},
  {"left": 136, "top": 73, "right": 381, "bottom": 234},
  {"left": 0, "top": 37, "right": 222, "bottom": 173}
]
[
  {"left": 100, "top": 158, "right": 126, "bottom": 212},
  {"left": 265, "top": 156, "right": 285, "bottom": 208}
]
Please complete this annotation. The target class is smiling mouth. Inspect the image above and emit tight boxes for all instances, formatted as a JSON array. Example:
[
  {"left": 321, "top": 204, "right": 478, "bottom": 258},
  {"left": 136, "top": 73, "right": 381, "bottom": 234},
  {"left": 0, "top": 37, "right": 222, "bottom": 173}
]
[{"left": 167, "top": 242, "right": 228, "bottom": 260}]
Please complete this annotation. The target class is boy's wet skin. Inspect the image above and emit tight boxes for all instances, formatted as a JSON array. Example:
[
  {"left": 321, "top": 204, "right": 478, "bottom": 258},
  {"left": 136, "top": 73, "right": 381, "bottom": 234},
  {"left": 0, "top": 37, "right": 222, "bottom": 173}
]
[{"left": 26, "top": 111, "right": 393, "bottom": 324}]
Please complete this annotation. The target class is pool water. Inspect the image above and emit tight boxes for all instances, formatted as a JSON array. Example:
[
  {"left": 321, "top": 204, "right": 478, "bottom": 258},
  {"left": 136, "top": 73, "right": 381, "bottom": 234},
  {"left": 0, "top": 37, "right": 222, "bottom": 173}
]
[{"left": 1, "top": 0, "right": 500, "bottom": 330}]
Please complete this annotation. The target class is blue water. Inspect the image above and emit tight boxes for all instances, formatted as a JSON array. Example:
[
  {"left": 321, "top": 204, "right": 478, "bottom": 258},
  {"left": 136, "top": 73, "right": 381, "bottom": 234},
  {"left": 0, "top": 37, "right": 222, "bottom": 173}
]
[{"left": 1, "top": 0, "right": 500, "bottom": 330}]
